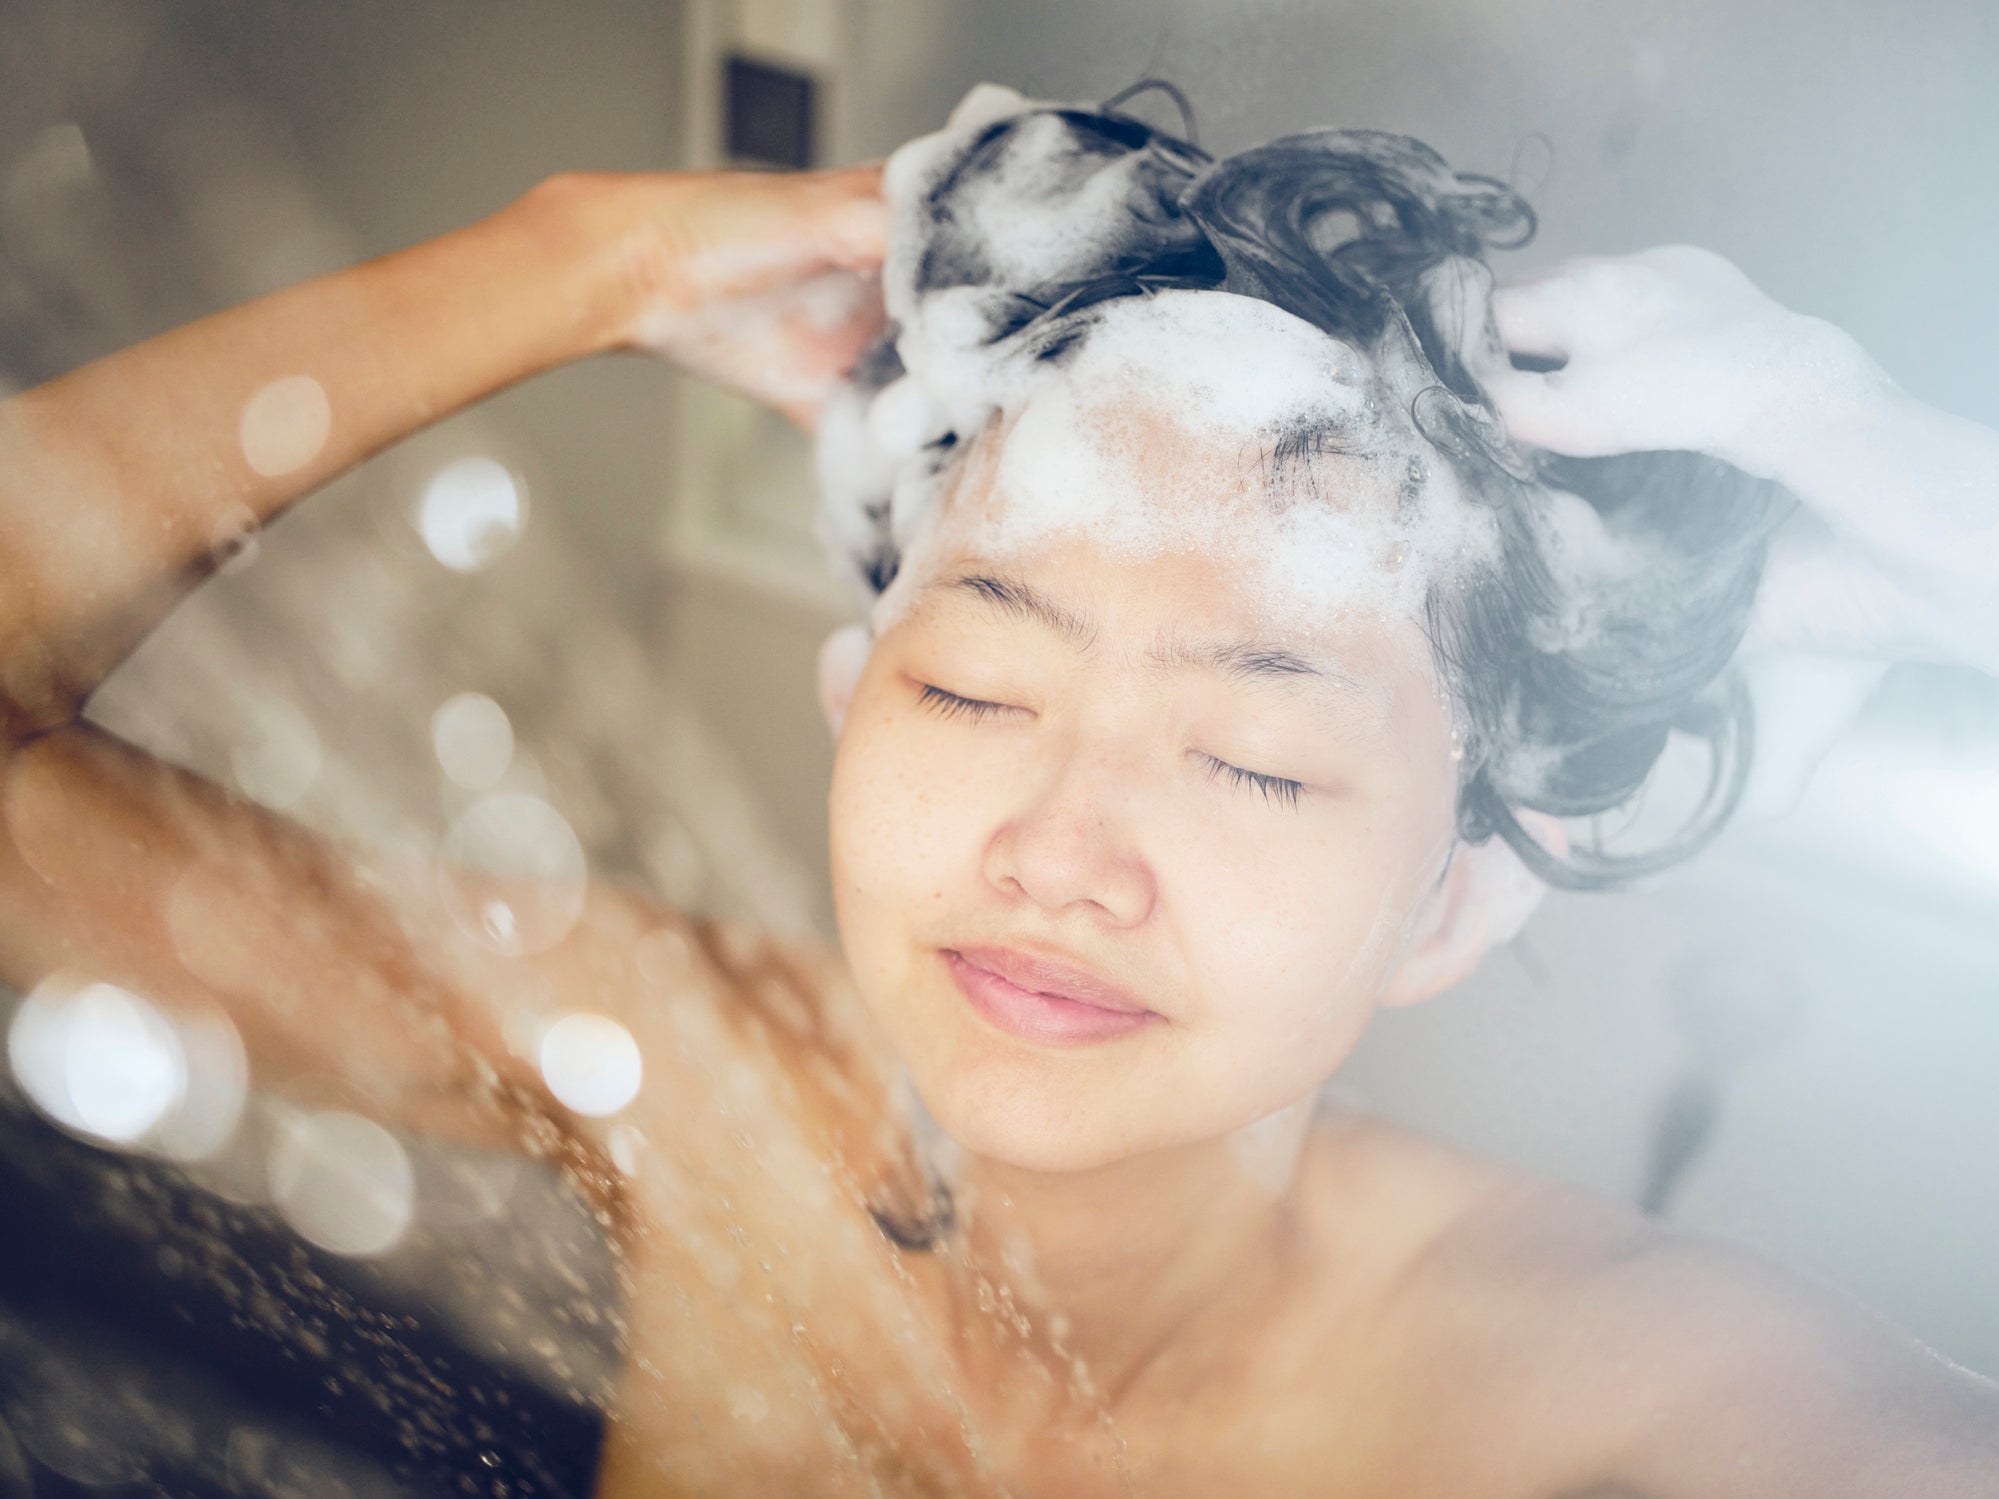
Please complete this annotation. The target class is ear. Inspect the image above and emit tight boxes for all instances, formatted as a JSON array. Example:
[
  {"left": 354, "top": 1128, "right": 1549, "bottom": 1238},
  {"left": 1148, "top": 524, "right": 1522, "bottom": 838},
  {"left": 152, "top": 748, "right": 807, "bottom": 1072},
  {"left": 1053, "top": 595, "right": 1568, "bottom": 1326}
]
[
  {"left": 1379, "top": 809, "right": 1567, "bottom": 1009},
  {"left": 816, "top": 623, "right": 873, "bottom": 737}
]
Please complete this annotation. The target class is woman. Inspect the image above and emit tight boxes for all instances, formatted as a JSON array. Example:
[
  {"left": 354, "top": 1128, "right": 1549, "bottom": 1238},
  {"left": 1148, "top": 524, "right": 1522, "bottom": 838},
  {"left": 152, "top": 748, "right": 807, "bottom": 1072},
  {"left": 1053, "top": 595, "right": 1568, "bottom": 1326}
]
[{"left": 2, "top": 83, "right": 1996, "bottom": 1496}]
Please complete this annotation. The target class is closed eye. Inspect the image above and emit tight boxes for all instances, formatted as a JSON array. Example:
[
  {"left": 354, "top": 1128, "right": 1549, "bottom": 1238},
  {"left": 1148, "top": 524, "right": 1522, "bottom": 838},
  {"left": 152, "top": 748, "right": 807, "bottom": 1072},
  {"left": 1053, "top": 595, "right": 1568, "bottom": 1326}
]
[
  {"left": 1200, "top": 753, "right": 1304, "bottom": 811},
  {"left": 916, "top": 683, "right": 1018, "bottom": 722}
]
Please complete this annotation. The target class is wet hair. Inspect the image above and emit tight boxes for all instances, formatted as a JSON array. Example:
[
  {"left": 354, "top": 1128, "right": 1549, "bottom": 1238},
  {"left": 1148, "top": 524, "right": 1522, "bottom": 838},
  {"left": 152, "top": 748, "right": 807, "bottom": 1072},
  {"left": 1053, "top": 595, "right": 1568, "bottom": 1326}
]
[{"left": 818, "top": 86, "right": 1784, "bottom": 890}]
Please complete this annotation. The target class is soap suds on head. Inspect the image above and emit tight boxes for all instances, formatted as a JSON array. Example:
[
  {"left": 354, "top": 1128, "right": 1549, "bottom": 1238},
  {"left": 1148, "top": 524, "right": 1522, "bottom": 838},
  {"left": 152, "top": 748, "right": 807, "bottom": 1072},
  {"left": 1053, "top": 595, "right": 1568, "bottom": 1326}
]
[
  {"left": 944, "top": 291, "right": 1501, "bottom": 632},
  {"left": 819, "top": 86, "right": 1507, "bottom": 629}
]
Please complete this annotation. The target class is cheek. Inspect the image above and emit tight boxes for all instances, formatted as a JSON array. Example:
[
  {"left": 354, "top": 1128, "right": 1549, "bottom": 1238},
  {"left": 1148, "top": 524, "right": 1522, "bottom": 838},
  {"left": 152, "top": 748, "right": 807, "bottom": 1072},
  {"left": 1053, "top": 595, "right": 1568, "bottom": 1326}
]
[
  {"left": 1169, "top": 798, "right": 1436, "bottom": 1061},
  {"left": 828, "top": 695, "right": 989, "bottom": 946}
]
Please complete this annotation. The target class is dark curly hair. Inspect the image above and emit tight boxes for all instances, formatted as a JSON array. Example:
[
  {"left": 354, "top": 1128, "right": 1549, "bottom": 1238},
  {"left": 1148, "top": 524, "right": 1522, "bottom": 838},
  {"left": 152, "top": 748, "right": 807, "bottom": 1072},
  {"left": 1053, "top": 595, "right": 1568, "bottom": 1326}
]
[{"left": 817, "top": 84, "right": 1784, "bottom": 890}]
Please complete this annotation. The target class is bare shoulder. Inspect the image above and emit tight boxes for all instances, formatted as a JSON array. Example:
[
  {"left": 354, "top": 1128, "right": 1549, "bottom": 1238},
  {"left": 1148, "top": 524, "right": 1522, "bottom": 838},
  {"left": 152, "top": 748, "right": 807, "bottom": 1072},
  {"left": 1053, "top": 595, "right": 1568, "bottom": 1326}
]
[{"left": 1305, "top": 1116, "right": 1999, "bottom": 1497}]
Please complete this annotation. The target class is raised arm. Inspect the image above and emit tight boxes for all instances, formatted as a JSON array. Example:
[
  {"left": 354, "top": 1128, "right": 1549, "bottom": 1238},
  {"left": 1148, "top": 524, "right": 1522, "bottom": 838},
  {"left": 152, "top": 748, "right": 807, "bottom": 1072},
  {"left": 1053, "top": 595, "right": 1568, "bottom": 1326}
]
[
  {"left": 1482, "top": 244, "right": 1999, "bottom": 677},
  {"left": 0, "top": 166, "right": 886, "bottom": 1144},
  {"left": 0, "top": 166, "right": 885, "bottom": 731}
]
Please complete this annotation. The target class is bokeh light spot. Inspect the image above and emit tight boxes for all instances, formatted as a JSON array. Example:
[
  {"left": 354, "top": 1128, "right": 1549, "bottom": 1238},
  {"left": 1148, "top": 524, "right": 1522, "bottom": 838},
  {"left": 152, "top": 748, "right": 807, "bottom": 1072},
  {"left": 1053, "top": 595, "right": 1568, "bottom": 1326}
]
[
  {"left": 538, "top": 1013, "right": 642, "bottom": 1117},
  {"left": 416, "top": 457, "right": 525, "bottom": 571},
  {"left": 438, "top": 792, "right": 587, "bottom": 955},
  {"left": 7, "top": 977, "right": 188, "bottom": 1146},
  {"left": 430, "top": 691, "right": 514, "bottom": 790},
  {"left": 268, "top": 1109, "right": 416, "bottom": 1258}
]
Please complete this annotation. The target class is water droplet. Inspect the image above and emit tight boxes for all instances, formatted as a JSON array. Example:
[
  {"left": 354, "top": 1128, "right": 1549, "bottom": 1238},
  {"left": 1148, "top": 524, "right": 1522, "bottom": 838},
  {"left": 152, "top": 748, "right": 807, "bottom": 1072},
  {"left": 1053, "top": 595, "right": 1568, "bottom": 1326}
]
[
  {"left": 209, "top": 506, "right": 264, "bottom": 573},
  {"left": 482, "top": 899, "right": 519, "bottom": 946}
]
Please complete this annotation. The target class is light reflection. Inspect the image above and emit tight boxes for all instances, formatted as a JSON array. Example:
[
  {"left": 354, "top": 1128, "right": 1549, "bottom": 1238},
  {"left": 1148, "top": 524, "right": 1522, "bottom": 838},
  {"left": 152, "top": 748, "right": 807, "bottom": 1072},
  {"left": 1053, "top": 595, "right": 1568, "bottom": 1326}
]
[
  {"left": 8, "top": 977, "right": 187, "bottom": 1146},
  {"left": 438, "top": 791, "right": 587, "bottom": 955},
  {"left": 538, "top": 1013, "right": 642, "bottom": 1117},
  {"left": 430, "top": 690, "right": 514, "bottom": 790},
  {"left": 415, "top": 456, "right": 525, "bottom": 572},
  {"left": 267, "top": 1108, "right": 416, "bottom": 1258}
]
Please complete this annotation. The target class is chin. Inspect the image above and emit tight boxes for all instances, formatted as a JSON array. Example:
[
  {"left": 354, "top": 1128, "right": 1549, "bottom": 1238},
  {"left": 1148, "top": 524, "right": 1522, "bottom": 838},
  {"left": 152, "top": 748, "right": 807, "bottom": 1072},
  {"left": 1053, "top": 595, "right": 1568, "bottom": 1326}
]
[
  {"left": 920, "top": 1074, "right": 1149, "bottom": 1174},
  {"left": 898, "top": 1026, "right": 1198, "bottom": 1174}
]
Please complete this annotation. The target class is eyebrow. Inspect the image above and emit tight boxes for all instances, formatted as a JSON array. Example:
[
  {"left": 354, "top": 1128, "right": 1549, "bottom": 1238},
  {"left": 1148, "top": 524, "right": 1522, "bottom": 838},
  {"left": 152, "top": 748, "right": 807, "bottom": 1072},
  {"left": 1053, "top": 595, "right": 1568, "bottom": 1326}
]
[
  {"left": 945, "top": 573, "right": 1098, "bottom": 650},
  {"left": 927, "top": 572, "right": 1384, "bottom": 705}
]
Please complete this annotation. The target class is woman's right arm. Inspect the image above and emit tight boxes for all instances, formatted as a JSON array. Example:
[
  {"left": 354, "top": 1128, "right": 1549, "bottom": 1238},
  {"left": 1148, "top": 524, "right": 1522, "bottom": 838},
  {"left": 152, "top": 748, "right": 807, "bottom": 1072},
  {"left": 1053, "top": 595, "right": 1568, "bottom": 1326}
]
[{"left": 0, "top": 166, "right": 886, "bottom": 1143}]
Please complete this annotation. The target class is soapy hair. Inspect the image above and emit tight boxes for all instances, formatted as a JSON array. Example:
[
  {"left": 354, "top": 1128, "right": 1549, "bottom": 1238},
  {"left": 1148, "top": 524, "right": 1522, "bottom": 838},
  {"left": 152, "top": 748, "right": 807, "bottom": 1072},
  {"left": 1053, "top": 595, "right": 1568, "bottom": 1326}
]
[{"left": 816, "top": 86, "right": 1783, "bottom": 889}]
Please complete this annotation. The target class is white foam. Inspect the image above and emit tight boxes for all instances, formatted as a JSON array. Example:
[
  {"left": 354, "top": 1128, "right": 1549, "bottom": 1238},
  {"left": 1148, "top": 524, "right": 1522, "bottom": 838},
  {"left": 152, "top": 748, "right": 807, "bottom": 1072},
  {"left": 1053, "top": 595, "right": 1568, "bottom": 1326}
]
[{"left": 826, "top": 85, "right": 1504, "bottom": 643}]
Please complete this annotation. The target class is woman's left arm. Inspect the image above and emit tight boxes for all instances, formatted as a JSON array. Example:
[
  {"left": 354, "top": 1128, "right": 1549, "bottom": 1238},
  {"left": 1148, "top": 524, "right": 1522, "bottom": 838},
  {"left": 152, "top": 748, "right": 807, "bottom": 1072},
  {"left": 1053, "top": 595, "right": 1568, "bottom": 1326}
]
[{"left": 1482, "top": 245, "right": 1999, "bottom": 677}]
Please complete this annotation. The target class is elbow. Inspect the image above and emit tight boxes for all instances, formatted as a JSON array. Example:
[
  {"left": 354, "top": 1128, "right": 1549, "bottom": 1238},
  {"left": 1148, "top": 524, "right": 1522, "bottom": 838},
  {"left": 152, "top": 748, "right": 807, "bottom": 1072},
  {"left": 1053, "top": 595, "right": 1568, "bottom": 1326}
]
[{"left": 0, "top": 637, "right": 87, "bottom": 749}]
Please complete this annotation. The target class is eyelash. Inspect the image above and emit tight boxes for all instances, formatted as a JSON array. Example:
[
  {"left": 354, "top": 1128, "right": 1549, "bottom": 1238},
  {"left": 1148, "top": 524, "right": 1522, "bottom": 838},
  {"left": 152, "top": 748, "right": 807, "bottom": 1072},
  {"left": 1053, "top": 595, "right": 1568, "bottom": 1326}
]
[
  {"left": 916, "top": 683, "right": 1306, "bottom": 811},
  {"left": 1199, "top": 754, "right": 1304, "bottom": 811},
  {"left": 916, "top": 683, "right": 1015, "bottom": 722}
]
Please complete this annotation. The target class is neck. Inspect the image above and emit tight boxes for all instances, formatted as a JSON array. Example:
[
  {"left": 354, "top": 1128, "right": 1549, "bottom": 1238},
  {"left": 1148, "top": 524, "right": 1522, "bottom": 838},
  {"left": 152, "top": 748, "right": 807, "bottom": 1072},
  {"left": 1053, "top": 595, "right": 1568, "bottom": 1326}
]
[{"left": 937, "top": 1095, "right": 1317, "bottom": 1410}]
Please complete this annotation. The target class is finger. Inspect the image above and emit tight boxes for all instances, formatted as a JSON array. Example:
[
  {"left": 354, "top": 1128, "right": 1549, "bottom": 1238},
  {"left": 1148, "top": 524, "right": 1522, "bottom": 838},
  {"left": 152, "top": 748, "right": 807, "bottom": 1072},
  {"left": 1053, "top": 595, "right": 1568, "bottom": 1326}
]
[
  {"left": 796, "top": 164, "right": 889, "bottom": 267},
  {"left": 1482, "top": 368, "right": 1619, "bottom": 456},
  {"left": 814, "top": 193, "right": 889, "bottom": 270},
  {"left": 1489, "top": 277, "right": 1579, "bottom": 361}
]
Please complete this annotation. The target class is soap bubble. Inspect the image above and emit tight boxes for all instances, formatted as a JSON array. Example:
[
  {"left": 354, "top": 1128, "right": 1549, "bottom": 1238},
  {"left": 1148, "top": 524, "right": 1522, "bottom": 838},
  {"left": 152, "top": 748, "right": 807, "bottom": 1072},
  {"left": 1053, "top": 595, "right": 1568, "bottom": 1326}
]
[
  {"left": 430, "top": 691, "right": 514, "bottom": 790},
  {"left": 438, "top": 792, "right": 588, "bottom": 955},
  {"left": 8, "top": 976, "right": 187, "bottom": 1146},
  {"left": 415, "top": 457, "right": 525, "bottom": 572},
  {"left": 268, "top": 1108, "right": 416, "bottom": 1258},
  {"left": 538, "top": 1013, "right": 643, "bottom": 1117}
]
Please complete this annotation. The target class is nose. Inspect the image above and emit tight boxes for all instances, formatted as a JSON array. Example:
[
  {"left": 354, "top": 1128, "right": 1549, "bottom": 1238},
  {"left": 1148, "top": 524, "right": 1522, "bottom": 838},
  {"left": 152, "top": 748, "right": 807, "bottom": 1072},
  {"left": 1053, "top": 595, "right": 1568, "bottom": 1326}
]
[{"left": 981, "top": 743, "right": 1156, "bottom": 927}]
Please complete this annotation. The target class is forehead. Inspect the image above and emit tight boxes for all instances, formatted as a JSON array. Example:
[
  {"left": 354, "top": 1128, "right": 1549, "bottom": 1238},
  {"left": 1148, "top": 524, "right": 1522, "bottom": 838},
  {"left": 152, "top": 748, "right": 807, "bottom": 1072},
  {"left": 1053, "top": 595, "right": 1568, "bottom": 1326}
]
[{"left": 920, "top": 310, "right": 1462, "bottom": 636}]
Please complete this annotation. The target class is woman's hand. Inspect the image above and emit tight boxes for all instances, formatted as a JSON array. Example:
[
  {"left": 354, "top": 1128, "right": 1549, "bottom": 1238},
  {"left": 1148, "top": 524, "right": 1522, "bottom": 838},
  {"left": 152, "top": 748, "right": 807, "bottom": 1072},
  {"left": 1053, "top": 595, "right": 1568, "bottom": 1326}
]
[
  {"left": 1479, "top": 245, "right": 1999, "bottom": 677},
  {"left": 1477, "top": 245, "right": 1868, "bottom": 473},
  {"left": 572, "top": 165, "right": 888, "bottom": 428}
]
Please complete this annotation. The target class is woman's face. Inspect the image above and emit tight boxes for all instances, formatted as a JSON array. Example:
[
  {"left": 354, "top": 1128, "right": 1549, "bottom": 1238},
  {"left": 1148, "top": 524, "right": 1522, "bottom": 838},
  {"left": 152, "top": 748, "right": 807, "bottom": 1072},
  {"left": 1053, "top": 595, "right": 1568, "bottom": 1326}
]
[{"left": 827, "top": 379, "right": 1466, "bottom": 1174}]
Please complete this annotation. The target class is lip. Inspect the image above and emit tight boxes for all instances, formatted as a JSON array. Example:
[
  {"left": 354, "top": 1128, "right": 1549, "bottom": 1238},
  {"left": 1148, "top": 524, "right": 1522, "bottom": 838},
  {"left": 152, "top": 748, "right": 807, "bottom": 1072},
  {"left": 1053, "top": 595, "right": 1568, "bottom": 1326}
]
[{"left": 943, "top": 945, "right": 1159, "bottom": 1047}]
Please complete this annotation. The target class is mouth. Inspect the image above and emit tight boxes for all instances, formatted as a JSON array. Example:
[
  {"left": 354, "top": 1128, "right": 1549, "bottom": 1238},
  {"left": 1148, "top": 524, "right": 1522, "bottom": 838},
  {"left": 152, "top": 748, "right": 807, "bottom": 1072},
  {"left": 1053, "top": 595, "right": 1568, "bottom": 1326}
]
[{"left": 942, "top": 945, "right": 1160, "bottom": 1047}]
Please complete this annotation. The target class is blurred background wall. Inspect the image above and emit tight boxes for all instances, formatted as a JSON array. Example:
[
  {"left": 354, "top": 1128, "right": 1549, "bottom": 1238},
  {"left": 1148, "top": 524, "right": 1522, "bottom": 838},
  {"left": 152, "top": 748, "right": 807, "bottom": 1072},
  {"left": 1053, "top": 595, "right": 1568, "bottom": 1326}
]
[{"left": 1, "top": 0, "right": 1995, "bottom": 1428}]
